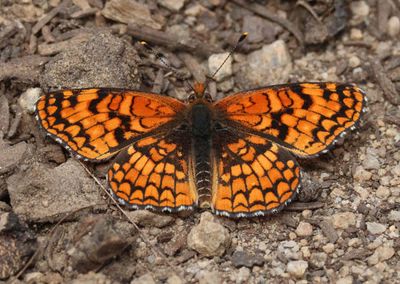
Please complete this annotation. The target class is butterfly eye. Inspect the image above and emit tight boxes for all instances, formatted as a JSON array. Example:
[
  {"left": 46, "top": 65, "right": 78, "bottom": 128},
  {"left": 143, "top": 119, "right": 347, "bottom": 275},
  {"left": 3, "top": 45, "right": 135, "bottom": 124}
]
[
  {"left": 187, "top": 94, "right": 196, "bottom": 103},
  {"left": 176, "top": 123, "right": 189, "bottom": 131},
  {"left": 204, "top": 92, "right": 213, "bottom": 103},
  {"left": 214, "top": 121, "right": 226, "bottom": 131}
]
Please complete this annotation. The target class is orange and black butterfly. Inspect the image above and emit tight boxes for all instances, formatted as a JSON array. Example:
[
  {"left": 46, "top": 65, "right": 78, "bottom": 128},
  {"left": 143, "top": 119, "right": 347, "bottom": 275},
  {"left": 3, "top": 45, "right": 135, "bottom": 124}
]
[{"left": 35, "top": 79, "right": 366, "bottom": 217}]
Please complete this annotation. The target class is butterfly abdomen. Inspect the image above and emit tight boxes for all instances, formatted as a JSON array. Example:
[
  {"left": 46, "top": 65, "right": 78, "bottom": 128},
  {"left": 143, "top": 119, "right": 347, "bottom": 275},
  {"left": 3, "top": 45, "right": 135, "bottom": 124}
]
[{"left": 191, "top": 104, "right": 213, "bottom": 208}]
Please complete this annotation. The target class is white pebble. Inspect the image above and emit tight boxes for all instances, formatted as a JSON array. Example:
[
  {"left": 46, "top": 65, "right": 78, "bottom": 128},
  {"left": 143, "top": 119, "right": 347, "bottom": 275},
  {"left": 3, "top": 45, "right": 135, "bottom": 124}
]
[{"left": 387, "top": 16, "right": 400, "bottom": 38}]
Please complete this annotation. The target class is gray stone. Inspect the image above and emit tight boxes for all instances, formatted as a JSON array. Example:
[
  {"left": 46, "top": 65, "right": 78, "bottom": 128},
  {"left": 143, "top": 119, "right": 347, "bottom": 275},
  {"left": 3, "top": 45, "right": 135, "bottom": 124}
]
[
  {"left": 287, "top": 260, "right": 308, "bottom": 279},
  {"left": 102, "top": 0, "right": 163, "bottom": 29},
  {"left": 0, "top": 213, "right": 36, "bottom": 280},
  {"left": 242, "top": 15, "right": 279, "bottom": 44},
  {"left": 125, "top": 210, "right": 175, "bottom": 228},
  {"left": 208, "top": 52, "right": 232, "bottom": 82},
  {"left": 295, "top": 222, "right": 313, "bottom": 237},
  {"left": 310, "top": 252, "right": 327, "bottom": 268},
  {"left": 388, "top": 210, "right": 400, "bottom": 221},
  {"left": 236, "top": 40, "right": 292, "bottom": 89},
  {"left": 0, "top": 94, "right": 9, "bottom": 134},
  {"left": 41, "top": 31, "right": 140, "bottom": 90},
  {"left": 158, "top": 0, "right": 185, "bottom": 11},
  {"left": 67, "top": 215, "right": 134, "bottom": 273},
  {"left": 7, "top": 159, "right": 105, "bottom": 222},
  {"left": 18, "top": 88, "right": 42, "bottom": 114},
  {"left": 277, "top": 240, "right": 300, "bottom": 261},
  {"left": 235, "top": 267, "right": 251, "bottom": 284},
  {"left": 331, "top": 212, "right": 356, "bottom": 229},
  {"left": 362, "top": 154, "right": 380, "bottom": 170},
  {"left": 0, "top": 140, "right": 30, "bottom": 175},
  {"left": 187, "top": 212, "right": 230, "bottom": 257},
  {"left": 231, "top": 250, "right": 265, "bottom": 268},
  {"left": 366, "top": 222, "right": 387, "bottom": 235}
]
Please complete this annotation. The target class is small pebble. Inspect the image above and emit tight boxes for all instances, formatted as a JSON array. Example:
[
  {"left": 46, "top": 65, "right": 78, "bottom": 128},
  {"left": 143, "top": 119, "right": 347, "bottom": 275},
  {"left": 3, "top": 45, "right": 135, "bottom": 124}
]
[
  {"left": 387, "top": 16, "right": 400, "bottom": 38},
  {"left": 18, "top": 88, "right": 43, "bottom": 114},
  {"left": 158, "top": 0, "right": 185, "bottom": 11},
  {"left": 350, "top": 1, "right": 370, "bottom": 18},
  {"left": 331, "top": 212, "right": 356, "bottom": 229},
  {"left": 353, "top": 166, "right": 372, "bottom": 182},
  {"left": 322, "top": 243, "right": 335, "bottom": 254},
  {"left": 367, "top": 246, "right": 395, "bottom": 265},
  {"left": 350, "top": 28, "right": 363, "bottom": 40},
  {"left": 388, "top": 210, "right": 400, "bottom": 222},
  {"left": 187, "top": 212, "right": 230, "bottom": 257},
  {"left": 287, "top": 260, "right": 308, "bottom": 279},
  {"left": 295, "top": 222, "right": 313, "bottom": 237},
  {"left": 235, "top": 267, "right": 251, "bottom": 284},
  {"left": 366, "top": 222, "right": 387, "bottom": 235},
  {"left": 310, "top": 252, "right": 327, "bottom": 268},
  {"left": 208, "top": 52, "right": 232, "bottom": 82},
  {"left": 376, "top": 186, "right": 391, "bottom": 199},
  {"left": 349, "top": 56, "right": 361, "bottom": 68}
]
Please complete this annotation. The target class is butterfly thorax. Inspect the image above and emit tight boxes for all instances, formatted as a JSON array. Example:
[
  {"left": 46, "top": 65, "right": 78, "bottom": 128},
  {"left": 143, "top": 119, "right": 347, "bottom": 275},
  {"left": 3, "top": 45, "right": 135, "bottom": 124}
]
[{"left": 189, "top": 102, "right": 214, "bottom": 209}]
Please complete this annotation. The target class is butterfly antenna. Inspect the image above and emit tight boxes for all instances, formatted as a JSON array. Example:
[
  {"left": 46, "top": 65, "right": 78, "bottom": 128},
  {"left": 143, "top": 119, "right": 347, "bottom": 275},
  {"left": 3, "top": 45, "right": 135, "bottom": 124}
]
[
  {"left": 208, "top": 32, "right": 248, "bottom": 81},
  {"left": 139, "top": 41, "right": 196, "bottom": 93}
]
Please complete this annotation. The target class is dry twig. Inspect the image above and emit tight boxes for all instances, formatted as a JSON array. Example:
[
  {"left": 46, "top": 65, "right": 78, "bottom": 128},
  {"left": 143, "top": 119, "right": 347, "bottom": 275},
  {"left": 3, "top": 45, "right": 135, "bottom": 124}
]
[
  {"left": 371, "top": 60, "right": 400, "bottom": 105},
  {"left": 296, "top": 0, "right": 322, "bottom": 24},
  {"left": 32, "top": 0, "right": 71, "bottom": 35}
]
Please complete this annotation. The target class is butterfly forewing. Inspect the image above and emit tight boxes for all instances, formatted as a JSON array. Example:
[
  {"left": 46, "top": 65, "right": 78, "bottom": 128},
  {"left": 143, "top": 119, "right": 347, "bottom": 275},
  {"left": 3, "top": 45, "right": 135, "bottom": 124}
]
[
  {"left": 36, "top": 88, "right": 185, "bottom": 161},
  {"left": 214, "top": 82, "right": 365, "bottom": 157}
]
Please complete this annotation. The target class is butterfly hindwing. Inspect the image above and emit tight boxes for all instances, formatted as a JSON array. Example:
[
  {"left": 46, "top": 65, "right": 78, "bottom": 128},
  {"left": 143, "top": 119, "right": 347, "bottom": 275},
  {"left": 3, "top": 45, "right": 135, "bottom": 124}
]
[
  {"left": 212, "top": 127, "right": 301, "bottom": 217},
  {"left": 214, "top": 82, "right": 365, "bottom": 157},
  {"left": 107, "top": 127, "right": 197, "bottom": 212},
  {"left": 35, "top": 88, "right": 185, "bottom": 161}
]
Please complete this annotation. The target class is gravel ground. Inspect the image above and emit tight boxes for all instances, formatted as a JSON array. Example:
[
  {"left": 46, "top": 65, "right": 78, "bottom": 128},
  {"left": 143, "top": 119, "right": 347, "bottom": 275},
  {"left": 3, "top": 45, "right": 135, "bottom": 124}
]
[{"left": 0, "top": 0, "right": 399, "bottom": 283}]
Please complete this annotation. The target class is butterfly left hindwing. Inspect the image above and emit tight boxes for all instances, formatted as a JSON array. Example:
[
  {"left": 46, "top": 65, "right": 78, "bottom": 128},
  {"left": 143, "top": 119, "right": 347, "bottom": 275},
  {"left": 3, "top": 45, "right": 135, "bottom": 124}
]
[{"left": 108, "top": 127, "right": 197, "bottom": 211}]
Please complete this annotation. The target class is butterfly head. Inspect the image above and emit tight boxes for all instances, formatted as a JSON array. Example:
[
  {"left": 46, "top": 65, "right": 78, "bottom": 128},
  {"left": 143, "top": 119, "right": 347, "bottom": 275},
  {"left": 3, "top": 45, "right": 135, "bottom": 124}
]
[{"left": 188, "top": 82, "right": 213, "bottom": 103}]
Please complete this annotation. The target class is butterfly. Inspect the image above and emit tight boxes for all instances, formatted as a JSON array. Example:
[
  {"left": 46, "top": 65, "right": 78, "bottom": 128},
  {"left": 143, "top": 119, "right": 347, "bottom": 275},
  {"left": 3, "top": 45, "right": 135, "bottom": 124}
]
[{"left": 35, "top": 79, "right": 365, "bottom": 218}]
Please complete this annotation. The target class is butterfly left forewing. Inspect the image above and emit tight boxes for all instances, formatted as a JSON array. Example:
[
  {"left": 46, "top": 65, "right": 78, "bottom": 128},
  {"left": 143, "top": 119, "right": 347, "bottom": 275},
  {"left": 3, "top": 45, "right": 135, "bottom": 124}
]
[
  {"left": 214, "top": 82, "right": 366, "bottom": 157},
  {"left": 36, "top": 88, "right": 185, "bottom": 161}
]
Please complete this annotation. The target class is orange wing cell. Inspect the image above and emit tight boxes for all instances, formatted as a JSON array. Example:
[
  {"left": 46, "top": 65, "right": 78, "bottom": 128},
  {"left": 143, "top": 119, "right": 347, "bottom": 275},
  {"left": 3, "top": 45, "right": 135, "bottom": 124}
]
[{"left": 35, "top": 88, "right": 185, "bottom": 161}]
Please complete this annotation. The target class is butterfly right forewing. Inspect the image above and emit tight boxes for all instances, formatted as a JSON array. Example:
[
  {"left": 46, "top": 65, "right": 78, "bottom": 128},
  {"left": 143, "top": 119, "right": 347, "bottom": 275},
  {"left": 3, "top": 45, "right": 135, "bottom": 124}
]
[{"left": 214, "top": 82, "right": 366, "bottom": 158}]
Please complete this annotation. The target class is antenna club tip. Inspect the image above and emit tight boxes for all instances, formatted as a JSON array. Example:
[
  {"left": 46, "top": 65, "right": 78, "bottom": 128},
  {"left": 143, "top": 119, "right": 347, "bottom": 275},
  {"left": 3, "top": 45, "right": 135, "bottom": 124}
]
[
  {"left": 139, "top": 41, "right": 147, "bottom": 45},
  {"left": 238, "top": 32, "right": 248, "bottom": 42}
]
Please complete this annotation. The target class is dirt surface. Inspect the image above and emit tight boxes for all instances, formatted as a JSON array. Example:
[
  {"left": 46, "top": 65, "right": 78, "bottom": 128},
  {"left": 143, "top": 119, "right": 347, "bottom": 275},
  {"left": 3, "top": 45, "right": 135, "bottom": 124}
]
[{"left": 1, "top": 0, "right": 400, "bottom": 283}]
